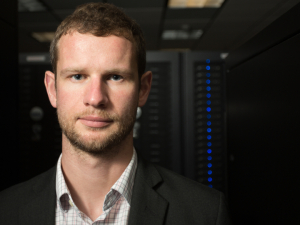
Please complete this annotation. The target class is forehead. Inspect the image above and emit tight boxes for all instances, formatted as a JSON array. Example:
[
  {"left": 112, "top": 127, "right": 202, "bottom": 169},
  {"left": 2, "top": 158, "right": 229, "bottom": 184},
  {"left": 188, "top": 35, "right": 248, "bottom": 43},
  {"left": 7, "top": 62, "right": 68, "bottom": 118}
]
[{"left": 56, "top": 32, "right": 137, "bottom": 72}]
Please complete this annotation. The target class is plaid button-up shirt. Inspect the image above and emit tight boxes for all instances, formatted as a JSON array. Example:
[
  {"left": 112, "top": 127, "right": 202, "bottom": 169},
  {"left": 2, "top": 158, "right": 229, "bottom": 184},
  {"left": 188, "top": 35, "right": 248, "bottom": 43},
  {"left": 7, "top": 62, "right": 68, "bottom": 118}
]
[{"left": 55, "top": 149, "right": 137, "bottom": 225}]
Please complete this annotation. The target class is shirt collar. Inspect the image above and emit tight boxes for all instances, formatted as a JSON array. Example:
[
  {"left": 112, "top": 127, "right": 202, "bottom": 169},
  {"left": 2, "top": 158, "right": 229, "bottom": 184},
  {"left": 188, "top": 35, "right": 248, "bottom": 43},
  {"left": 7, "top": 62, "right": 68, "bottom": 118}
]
[
  {"left": 55, "top": 148, "right": 137, "bottom": 212},
  {"left": 55, "top": 154, "right": 71, "bottom": 212},
  {"left": 111, "top": 149, "right": 137, "bottom": 205}
]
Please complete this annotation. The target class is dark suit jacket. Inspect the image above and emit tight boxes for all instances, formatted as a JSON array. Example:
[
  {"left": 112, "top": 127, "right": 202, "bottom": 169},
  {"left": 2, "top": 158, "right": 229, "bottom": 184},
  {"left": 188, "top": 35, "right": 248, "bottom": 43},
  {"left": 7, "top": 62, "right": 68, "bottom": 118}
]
[{"left": 0, "top": 157, "right": 231, "bottom": 224}]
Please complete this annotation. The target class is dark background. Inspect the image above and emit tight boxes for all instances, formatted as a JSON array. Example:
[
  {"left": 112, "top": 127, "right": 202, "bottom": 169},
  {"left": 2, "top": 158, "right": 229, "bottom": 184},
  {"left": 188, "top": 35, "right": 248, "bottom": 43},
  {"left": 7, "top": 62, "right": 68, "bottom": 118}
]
[
  {"left": 1, "top": 1, "right": 300, "bottom": 224},
  {"left": 0, "top": 0, "right": 18, "bottom": 194}
]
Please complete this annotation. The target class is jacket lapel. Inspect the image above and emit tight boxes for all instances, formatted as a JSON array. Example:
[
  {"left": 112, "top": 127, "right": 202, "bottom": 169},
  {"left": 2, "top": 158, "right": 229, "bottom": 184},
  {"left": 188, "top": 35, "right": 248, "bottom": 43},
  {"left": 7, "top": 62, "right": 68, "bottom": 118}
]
[
  {"left": 128, "top": 157, "right": 168, "bottom": 225},
  {"left": 18, "top": 157, "right": 169, "bottom": 225},
  {"left": 19, "top": 166, "right": 56, "bottom": 225}
]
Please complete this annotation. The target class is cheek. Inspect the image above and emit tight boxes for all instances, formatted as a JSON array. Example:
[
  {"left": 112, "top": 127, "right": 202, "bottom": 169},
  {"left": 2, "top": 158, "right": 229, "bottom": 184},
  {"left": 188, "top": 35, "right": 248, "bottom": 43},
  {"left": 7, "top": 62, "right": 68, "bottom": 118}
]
[
  {"left": 56, "top": 86, "right": 81, "bottom": 112},
  {"left": 110, "top": 85, "right": 139, "bottom": 110}
]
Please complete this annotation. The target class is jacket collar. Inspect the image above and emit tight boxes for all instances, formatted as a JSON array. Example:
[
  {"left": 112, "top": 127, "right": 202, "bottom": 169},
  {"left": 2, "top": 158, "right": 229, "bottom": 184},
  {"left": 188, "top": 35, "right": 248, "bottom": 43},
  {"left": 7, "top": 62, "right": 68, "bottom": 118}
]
[
  {"left": 19, "top": 166, "right": 56, "bottom": 225},
  {"left": 128, "top": 156, "right": 168, "bottom": 225},
  {"left": 18, "top": 155, "right": 169, "bottom": 225}
]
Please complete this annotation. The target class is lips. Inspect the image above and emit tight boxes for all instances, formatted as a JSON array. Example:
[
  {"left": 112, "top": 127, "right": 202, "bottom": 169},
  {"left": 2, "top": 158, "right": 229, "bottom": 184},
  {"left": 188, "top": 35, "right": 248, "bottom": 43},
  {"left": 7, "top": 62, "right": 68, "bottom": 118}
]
[{"left": 78, "top": 116, "right": 113, "bottom": 128}]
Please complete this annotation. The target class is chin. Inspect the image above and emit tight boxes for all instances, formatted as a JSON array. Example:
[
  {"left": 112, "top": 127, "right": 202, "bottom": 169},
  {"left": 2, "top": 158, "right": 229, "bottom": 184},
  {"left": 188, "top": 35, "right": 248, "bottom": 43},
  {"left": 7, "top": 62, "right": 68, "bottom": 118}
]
[{"left": 63, "top": 123, "right": 133, "bottom": 158}]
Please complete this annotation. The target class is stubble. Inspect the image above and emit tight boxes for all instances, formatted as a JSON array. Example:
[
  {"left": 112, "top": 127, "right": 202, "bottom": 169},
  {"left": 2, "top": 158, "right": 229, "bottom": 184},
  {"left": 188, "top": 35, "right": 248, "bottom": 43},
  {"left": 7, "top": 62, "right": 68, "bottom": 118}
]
[{"left": 57, "top": 107, "right": 136, "bottom": 158}]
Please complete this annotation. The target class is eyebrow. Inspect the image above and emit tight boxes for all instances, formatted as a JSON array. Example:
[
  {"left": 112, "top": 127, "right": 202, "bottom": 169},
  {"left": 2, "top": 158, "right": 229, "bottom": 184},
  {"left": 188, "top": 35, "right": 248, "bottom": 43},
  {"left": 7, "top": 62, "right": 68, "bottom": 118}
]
[
  {"left": 105, "top": 69, "right": 134, "bottom": 76},
  {"left": 60, "top": 68, "right": 134, "bottom": 76},
  {"left": 60, "top": 68, "right": 83, "bottom": 75}
]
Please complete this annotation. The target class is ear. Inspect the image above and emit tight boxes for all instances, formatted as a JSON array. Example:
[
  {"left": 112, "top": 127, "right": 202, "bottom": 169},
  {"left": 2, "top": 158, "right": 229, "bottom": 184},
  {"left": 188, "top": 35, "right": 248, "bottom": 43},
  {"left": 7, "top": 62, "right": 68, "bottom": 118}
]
[
  {"left": 138, "top": 71, "right": 152, "bottom": 107},
  {"left": 44, "top": 71, "right": 57, "bottom": 108}
]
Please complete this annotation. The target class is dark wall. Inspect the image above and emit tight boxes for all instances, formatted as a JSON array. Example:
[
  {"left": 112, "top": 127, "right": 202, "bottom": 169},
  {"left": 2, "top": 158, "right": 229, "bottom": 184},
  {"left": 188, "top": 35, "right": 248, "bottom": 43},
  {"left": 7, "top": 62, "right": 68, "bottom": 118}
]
[
  {"left": 0, "top": 1, "right": 18, "bottom": 191},
  {"left": 226, "top": 3, "right": 300, "bottom": 224}
]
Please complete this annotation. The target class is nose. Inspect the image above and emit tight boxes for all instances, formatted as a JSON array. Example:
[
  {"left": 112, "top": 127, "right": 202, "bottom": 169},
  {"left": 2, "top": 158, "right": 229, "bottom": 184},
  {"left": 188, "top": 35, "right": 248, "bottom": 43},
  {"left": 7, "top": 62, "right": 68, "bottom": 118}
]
[{"left": 83, "top": 77, "right": 108, "bottom": 108}]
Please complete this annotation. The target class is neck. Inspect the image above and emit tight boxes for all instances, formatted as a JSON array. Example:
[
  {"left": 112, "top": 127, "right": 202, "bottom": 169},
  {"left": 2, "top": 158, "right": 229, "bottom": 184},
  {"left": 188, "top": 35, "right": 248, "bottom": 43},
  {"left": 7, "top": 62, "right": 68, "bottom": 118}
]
[{"left": 60, "top": 133, "right": 134, "bottom": 220}]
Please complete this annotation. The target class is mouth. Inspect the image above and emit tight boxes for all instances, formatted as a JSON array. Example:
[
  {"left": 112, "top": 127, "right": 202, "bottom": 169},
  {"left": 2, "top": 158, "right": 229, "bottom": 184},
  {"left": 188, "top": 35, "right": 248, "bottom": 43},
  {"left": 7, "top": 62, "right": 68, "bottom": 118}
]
[{"left": 78, "top": 116, "right": 113, "bottom": 128}]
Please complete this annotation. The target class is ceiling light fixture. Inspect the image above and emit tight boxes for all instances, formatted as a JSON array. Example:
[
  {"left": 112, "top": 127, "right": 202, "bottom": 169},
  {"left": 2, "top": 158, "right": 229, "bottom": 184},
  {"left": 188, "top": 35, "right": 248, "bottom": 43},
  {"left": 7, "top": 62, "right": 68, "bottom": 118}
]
[
  {"left": 18, "top": 0, "right": 46, "bottom": 12},
  {"left": 220, "top": 53, "right": 229, "bottom": 59},
  {"left": 162, "top": 29, "right": 203, "bottom": 40},
  {"left": 32, "top": 32, "right": 55, "bottom": 42},
  {"left": 168, "top": 0, "right": 225, "bottom": 8}
]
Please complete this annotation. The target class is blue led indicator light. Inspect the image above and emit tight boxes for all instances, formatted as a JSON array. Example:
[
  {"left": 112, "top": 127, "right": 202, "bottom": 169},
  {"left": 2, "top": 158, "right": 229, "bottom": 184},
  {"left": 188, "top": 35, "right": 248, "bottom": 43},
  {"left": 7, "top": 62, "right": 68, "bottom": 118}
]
[
  {"left": 207, "top": 135, "right": 212, "bottom": 140},
  {"left": 208, "top": 184, "right": 213, "bottom": 188},
  {"left": 206, "top": 73, "right": 210, "bottom": 77},
  {"left": 208, "top": 170, "right": 212, "bottom": 175},
  {"left": 207, "top": 121, "right": 211, "bottom": 126},
  {"left": 206, "top": 66, "right": 210, "bottom": 70},
  {"left": 208, "top": 177, "right": 212, "bottom": 182},
  {"left": 206, "top": 79, "right": 210, "bottom": 84},
  {"left": 207, "top": 128, "right": 211, "bottom": 132},
  {"left": 207, "top": 100, "right": 211, "bottom": 105},
  {"left": 207, "top": 156, "right": 212, "bottom": 160},
  {"left": 206, "top": 59, "right": 210, "bottom": 63},
  {"left": 207, "top": 142, "right": 212, "bottom": 146},
  {"left": 206, "top": 107, "right": 211, "bottom": 112},
  {"left": 207, "top": 163, "right": 212, "bottom": 168},
  {"left": 206, "top": 93, "right": 211, "bottom": 98},
  {"left": 206, "top": 86, "right": 211, "bottom": 91},
  {"left": 207, "top": 114, "right": 211, "bottom": 119},
  {"left": 207, "top": 149, "right": 212, "bottom": 154}
]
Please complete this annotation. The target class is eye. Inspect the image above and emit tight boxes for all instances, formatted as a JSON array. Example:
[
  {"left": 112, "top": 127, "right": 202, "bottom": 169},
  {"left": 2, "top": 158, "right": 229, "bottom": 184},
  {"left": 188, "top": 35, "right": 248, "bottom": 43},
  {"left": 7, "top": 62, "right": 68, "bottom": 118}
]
[
  {"left": 71, "top": 74, "right": 84, "bottom": 81},
  {"left": 110, "top": 75, "right": 123, "bottom": 81}
]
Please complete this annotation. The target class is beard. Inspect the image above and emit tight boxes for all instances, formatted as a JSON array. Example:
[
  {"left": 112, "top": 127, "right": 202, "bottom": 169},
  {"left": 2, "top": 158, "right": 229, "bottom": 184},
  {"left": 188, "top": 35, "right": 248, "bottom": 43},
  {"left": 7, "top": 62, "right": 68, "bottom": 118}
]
[{"left": 57, "top": 107, "right": 136, "bottom": 158}]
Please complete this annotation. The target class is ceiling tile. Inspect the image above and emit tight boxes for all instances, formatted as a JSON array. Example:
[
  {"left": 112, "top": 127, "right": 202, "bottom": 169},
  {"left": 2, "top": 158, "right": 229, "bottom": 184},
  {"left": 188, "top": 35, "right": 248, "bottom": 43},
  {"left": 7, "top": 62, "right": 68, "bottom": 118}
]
[
  {"left": 163, "top": 18, "right": 210, "bottom": 30},
  {"left": 108, "top": 0, "right": 165, "bottom": 8},
  {"left": 54, "top": 7, "right": 164, "bottom": 24},
  {"left": 195, "top": 0, "right": 292, "bottom": 51},
  {"left": 41, "top": 0, "right": 100, "bottom": 10},
  {"left": 160, "top": 40, "right": 196, "bottom": 49},
  {"left": 53, "top": 9, "right": 74, "bottom": 20},
  {"left": 123, "top": 8, "right": 163, "bottom": 24},
  {"left": 19, "top": 11, "right": 59, "bottom": 23},
  {"left": 19, "top": 11, "right": 60, "bottom": 32},
  {"left": 165, "top": 8, "right": 217, "bottom": 19},
  {"left": 19, "top": 22, "right": 59, "bottom": 33}
]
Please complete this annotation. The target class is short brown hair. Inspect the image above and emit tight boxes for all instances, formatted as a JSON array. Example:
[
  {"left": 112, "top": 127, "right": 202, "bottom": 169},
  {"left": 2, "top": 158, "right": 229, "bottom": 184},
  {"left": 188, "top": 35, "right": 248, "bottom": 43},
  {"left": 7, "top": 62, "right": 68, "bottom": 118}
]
[{"left": 50, "top": 2, "right": 146, "bottom": 78}]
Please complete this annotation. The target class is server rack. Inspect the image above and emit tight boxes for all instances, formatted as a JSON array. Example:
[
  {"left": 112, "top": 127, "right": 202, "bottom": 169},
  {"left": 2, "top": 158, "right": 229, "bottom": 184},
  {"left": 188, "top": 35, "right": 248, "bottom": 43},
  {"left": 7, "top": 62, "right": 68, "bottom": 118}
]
[
  {"left": 183, "top": 52, "right": 227, "bottom": 193},
  {"left": 19, "top": 53, "right": 61, "bottom": 182},
  {"left": 134, "top": 52, "right": 182, "bottom": 174}
]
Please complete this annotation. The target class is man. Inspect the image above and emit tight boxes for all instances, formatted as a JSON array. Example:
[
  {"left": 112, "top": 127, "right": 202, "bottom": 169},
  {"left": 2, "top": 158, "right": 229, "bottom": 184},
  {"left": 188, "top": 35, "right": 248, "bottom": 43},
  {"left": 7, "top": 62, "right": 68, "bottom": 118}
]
[{"left": 0, "top": 3, "right": 231, "bottom": 224}]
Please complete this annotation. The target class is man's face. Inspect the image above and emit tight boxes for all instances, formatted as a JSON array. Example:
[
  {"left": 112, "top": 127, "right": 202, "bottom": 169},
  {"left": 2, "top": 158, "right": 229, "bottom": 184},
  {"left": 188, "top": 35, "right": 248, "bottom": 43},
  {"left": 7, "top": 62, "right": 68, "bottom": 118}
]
[{"left": 45, "top": 32, "right": 151, "bottom": 156}]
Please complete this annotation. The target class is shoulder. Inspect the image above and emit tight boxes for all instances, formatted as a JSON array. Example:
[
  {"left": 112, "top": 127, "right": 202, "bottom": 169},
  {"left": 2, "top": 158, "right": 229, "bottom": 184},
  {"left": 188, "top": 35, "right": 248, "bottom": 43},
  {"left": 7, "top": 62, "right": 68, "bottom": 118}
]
[
  {"left": 153, "top": 163, "right": 222, "bottom": 203},
  {"left": 0, "top": 166, "right": 56, "bottom": 209},
  {"left": 136, "top": 159, "right": 231, "bottom": 224},
  {"left": 137, "top": 158, "right": 221, "bottom": 200}
]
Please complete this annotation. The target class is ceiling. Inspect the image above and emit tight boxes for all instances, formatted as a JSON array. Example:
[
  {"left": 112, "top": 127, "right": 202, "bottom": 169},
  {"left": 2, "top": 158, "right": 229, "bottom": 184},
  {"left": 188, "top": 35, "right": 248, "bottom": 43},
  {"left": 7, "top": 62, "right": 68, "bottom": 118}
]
[{"left": 18, "top": 0, "right": 300, "bottom": 53}]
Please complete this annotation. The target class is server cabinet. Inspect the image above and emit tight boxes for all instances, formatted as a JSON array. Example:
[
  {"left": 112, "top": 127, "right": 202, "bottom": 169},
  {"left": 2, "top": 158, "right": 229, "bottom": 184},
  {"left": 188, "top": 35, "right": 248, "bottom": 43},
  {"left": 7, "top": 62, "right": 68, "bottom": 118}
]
[
  {"left": 183, "top": 52, "right": 227, "bottom": 193},
  {"left": 19, "top": 53, "right": 61, "bottom": 182},
  {"left": 225, "top": 3, "right": 300, "bottom": 224},
  {"left": 134, "top": 52, "right": 182, "bottom": 174},
  {"left": 226, "top": 27, "right": 300, "bottom": 225}
]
